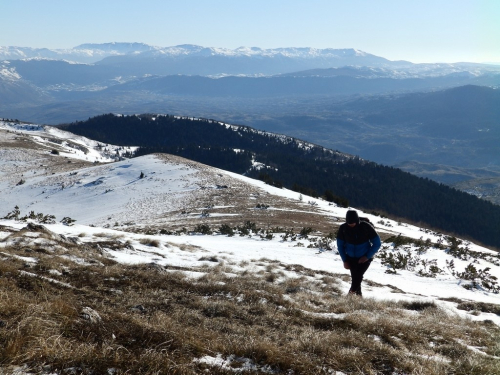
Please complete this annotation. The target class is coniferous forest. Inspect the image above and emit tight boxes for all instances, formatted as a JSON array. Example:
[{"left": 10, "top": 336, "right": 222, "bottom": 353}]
[{"left": 59, "top": 114, "right": 500, "bottom": 248}]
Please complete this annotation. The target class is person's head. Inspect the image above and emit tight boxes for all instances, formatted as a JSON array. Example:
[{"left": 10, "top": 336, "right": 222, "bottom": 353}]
[{"left": 346, "top": 210, "right": 359, "bottom": 227}]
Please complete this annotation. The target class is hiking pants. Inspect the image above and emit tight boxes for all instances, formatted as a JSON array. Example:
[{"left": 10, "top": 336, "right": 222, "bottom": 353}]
[{"left": 346, "top": 256, "right": 372, "bottom": 296}]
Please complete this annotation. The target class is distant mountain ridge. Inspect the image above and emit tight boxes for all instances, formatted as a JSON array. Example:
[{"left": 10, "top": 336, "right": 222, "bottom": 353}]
[
  {"left": 1, "top": 42, "right": 498, "bottom": 76},
  {"left": 0, "top": 43, "right": 395, "bottom": 66},
  {"left": 2, "top": 42, "right": 499, "bottom": 84},
  {"left": 0, "top": 43, "right": 156, "bottom": 64},
  {"left": 277, "top": 64, "right": 500, "bottom": 79},
  {"left": 1, "top": 42, "right": 499, "bottom": 117}
]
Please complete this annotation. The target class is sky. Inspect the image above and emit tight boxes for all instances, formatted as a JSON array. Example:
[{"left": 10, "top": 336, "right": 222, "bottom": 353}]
[{"left": 1, "top": 0, "right": 499, "bottom": 64}]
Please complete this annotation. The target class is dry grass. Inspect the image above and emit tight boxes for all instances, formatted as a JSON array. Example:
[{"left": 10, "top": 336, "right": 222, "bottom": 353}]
[
  {"left": 139, "top": 237, "right": 161, "bottom": 247},
  {"left": 1, "top": 227, "right": 500, "bottom": 374},
  {"left": 1, "top": 264, "right": 499, "bottom": 374}
]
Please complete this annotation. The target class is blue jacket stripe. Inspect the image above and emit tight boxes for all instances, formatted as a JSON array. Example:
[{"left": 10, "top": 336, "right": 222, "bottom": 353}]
[{"left": 337, "top": 235, "right": 381, "bottom": 260}]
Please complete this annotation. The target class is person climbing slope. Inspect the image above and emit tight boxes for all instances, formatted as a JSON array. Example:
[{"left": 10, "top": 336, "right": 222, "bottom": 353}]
[{"left": 336, "top": 210, "right": 381, "bottom": 296}]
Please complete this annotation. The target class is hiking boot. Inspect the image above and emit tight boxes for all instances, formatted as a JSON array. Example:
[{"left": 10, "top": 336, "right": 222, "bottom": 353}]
[{"left": 348, "top": 289, "right": 362, "bottom": 297}]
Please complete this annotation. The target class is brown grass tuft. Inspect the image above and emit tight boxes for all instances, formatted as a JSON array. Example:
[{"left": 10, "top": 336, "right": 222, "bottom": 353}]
[
  {"left": 139, "top": 237, "right": 161, "bottom": 247},
  {"left": 0, "top": 243, "right": 499, "bottom": 374}
]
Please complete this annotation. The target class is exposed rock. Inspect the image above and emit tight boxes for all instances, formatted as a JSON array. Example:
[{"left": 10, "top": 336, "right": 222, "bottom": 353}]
[{"left": 79, "top": 306, "right": 102, "bottom": 323}]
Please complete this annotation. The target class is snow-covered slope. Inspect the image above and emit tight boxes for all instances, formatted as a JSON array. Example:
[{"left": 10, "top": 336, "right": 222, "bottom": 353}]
[
  {"left": 1, "top": 120, "right": 500, "bottom": 327},
  {"left": 0, "top": 62, "right": 51, "bottom": 105},
  {"left": 0, "top": 43, "right": 157, "bottom": 64},
  {"left": 0, "top": 62, "right": 21, "bottom": 80}
]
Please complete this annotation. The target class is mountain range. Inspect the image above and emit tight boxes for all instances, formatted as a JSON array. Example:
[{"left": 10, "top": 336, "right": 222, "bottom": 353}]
[
  {"left": 1, "top": 42, "right": 499, "bottom": 125},
  {"left": 1, "top": 42, "right": 500, "bottom": 207},
  {"left": 0, "top": 43, "right": 402, "bottom": 68},
  {"left": 1, "top": 42, "right": 499, "bottom": 95}
]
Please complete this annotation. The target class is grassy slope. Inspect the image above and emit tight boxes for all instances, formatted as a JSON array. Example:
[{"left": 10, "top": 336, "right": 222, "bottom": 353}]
[{"left": 1, "top": 224, "right": 499, "bottom": 375}]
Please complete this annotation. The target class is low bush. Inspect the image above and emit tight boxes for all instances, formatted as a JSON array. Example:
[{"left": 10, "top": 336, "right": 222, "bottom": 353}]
[{"left": 193, "top": 224, "right": 211, "bottom": 235}]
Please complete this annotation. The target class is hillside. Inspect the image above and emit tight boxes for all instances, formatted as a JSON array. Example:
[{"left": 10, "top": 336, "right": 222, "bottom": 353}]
[
  {"left": 1, "top": 120, "right": 500, "bottom": 374},
  {"left": 395, "top": 161, "right": 500, "bottom": 206},
  {"left": 99, "top": 74, "right": 500, "bottom": 98},
  {"left": 228, "top": 85, "right": 500, "bottom": 169},
  {"left": 348, "top": 85, "right": 500, "bottom": 138},
  {"left": 58, "top": 114, "right": 500, "bottom": 249}
]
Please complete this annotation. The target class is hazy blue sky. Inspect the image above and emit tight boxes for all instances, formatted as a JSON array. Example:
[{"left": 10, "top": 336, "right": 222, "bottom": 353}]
[{"left": 1, "top": 0, "right": 498, "bottom": 63}]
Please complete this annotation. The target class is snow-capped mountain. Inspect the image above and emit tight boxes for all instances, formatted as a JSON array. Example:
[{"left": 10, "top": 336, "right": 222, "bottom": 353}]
[
  {"left": 0, "top": 61, "right": 51, "bottom": 105},
  {"left": 0, "top": 61, "right": 21, "bottom": 81},
  {"left": 2, "top": 43, "right": 499, "bottom": 124},
  {"left": 3, "top": 42, "right": 499, "bottom": 76},
  {"left": 0, "top": 43, "right": 392, "bottom": 65},
  {"left": 133, "top": 44, "right": 381, "bottom": 60},
  {"left": 3, "top": 42, "right": 499, "bottom": 83},
  {"left": 0, "top": 43, "right": 157, "bottom": 64}
]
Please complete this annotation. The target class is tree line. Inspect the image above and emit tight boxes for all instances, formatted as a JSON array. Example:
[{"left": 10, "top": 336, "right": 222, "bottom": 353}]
[{"left": 60, "top": 113, "right": 500, "bottom": 248}]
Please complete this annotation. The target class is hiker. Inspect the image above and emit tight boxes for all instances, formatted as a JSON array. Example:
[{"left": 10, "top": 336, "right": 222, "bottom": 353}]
[{"left": 336, "top": 210, "right": 381, "bottom": 296}]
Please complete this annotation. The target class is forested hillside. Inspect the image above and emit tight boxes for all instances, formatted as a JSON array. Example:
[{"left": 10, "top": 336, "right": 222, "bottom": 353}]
[{"left": 59, "top": 114, "right": 500, "bottom": 248}]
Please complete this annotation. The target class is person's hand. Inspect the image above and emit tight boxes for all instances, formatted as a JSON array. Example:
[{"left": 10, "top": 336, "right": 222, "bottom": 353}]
[
  {"left": 358, "top": 256, "right": 369, "bottom": 264},
  {"left": 343, "top": 261, "right": 350, "bottom": 269}
]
